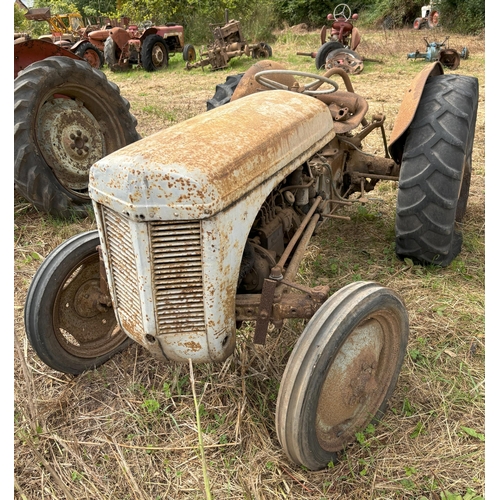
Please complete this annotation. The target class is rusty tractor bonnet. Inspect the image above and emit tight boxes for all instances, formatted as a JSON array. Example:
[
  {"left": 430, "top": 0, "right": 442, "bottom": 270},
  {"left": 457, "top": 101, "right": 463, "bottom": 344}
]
[{"left": 89, "top": 91, "right": 335, "bottom": 363}]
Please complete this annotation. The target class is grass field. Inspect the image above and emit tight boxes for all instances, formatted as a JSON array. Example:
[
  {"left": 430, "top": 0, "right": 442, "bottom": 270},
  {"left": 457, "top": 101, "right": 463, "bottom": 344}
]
[{"left": 14, "top": 27, "right": 485, "bottom": 499}]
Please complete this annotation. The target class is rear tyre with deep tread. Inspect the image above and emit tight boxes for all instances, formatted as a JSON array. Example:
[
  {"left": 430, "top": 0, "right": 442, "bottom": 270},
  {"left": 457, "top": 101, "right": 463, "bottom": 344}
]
[
  {"left": 206, "top": 73, "right": 244, "bottom": 111},
  {"left": 395, "top": 74, "right": 479, "bottom": 266},
  {"left": 14, "top": 56, "right": 140, "bottom": 218},
  {"left": 141, "top": 34, "right": 168, "bottom": 71}
]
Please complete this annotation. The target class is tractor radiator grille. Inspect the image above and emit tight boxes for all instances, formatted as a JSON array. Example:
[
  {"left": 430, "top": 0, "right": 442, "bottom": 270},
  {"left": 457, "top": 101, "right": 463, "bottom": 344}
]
[
  {"left": 101, "top": 208, "right": 143, "bottom": 336},
  {"left": 100, "top": 206, "right": 206, "bottom": 338},
  {"left": 150, "top": 221, "right": 205, "bottom": 336}
]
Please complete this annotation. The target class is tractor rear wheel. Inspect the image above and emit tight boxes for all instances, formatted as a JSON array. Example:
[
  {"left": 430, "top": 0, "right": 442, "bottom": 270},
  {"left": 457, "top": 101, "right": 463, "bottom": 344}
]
[
  {"left": 141, "top": 34, "right": 168, "bottom": 71},
  {"left": 206, "top": 73, "right": 244, "bottom": 111},
  {"left": 14, "top": 56, "right": 140, "bottom": 218},
  {"left": 104, "top": 36, "right": 130, "bottom": 71},
  {"left": 395, "top": 74, "right": 479, "bottom": 266},
  {"left": 74, "top": 41, "right": 104, "bottom": 69},
  {"left": 315, "top": 41, "right": 344, "bottom": 70},
  {"left": 24, "top": 230, "right": 132, "bottom": 374}
]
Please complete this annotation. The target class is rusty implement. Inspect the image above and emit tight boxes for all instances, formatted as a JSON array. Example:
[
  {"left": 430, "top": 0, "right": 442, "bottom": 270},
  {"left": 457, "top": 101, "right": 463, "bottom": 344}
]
[
  {"left": 185, "top": 14, "right": 272, "bottom": 71},
  {"left": 407, "top": 36, "right": 469, "bottom": 70}
]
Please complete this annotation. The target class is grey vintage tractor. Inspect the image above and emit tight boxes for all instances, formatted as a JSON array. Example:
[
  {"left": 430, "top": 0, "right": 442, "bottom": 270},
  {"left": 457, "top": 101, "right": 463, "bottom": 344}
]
[{"left": 24, "top": 60, "right": 478, "bottom": 471}]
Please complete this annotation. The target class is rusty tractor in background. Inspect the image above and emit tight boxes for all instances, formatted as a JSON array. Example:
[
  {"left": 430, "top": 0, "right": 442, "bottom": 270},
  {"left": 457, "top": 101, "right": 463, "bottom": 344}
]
[
  {"left": 24, "top": 8, "right": 105, "bottom": 69},
  {"left": 407, "top": 37, "right": 469, "bottom": 70},
  {"left": 185, "top": 11, "right": 272, "bottom": 71},
  {"left": 297, "top": 3, "right": 363, "bottom": 74},
  {"left": 24, "top": 58, "right": 478, "bottom": 473},
  {"left": 14, "top": 37, "right": 140, "bottom": 218},
  {"left": 104, "top": 22, "right": 195, "bottom": 72}
]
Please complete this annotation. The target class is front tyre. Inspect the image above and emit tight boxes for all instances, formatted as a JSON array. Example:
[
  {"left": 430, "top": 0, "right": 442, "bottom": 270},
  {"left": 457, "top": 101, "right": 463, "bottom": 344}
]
[
  {"left": 276, "top": 282, "right": 409, "bottom": 470},
  {"left": 395, "top": 74, "right": 479, "bottom": 266},
  {"left": 14, "top": 56, "right": 140, "bottom": 218},
  {"left": 182, "top": 44, "right": 196, "bottom": 62},
  {"left": 24, "top": 231, "right": 132, "bottom": 375}
]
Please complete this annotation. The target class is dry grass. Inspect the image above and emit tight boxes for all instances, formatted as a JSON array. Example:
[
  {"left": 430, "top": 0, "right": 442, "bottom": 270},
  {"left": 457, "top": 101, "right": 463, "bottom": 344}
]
[{"left": 14, "top": 28, "right": 485, "bottom": 499}]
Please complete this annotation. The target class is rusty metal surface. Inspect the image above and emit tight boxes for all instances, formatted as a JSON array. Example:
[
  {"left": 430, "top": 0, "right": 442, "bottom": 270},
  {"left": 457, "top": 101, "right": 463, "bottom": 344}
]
[
  {"left": 92, "top": 90, "right": 336, "bottom": 363},
  {"left": 14, "top": 39, "right": 82, "bottom": 78},
  {"left": 89, "top": 90, "right": 335, "bottom": 221},
  {"left": 388, "top": 61, "right": 444, "bottom": 161},
  {"left": 37, "top": 98, "right": 105, "bottom": 191},
  {"left": 325, "top": 50, "right": 363, "bottom": 74},
  {"left": 231, "top": 60, "right": 297, "bottom": 101},
  {"left": 55, "top": 252, "right": 128, "bottom": 358},
  {"left": 314, "top": 302, "right": 404, "bottom": 453},
  {"left": 438, "top": 48, "right": 460, "bottom": 70}
]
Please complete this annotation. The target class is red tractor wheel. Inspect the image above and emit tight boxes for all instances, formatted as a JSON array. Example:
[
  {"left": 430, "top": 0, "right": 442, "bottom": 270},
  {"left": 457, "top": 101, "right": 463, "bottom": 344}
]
[{"left": 74, "top": 41, "right": 104, "bottom": 69}]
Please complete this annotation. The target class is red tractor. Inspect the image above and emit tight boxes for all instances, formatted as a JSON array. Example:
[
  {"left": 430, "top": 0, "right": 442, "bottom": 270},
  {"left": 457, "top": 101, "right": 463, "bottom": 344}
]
[
  {"left": 297, "top": 3, "right": 363, "bottom": 74},
  {"left": 103, "top": 22, "right": 195, "bottom": 72}
]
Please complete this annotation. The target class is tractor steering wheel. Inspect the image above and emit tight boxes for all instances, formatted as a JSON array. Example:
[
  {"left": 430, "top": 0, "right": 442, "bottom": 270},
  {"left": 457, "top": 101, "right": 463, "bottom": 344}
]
[
  {"left": 254, "top": 70, "right": 339, "bottom": 96},
  {"left": 333, "top": 3, "right": 352, "bottom": 21}
]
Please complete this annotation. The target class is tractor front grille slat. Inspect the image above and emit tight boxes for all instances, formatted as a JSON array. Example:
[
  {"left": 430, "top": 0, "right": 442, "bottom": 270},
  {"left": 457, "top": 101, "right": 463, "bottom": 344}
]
[
  {"left": 102, "top": 208, "right": 143, "bottom": 334},
  {"left": 150, "top": 221, "right": 205, "bottom": 336}
]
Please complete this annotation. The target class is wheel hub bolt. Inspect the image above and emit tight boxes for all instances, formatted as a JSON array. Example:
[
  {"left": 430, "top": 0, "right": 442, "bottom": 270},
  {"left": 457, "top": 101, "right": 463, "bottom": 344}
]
[{"left": 69, "top": 130, "right": 90, "bottom": 156}]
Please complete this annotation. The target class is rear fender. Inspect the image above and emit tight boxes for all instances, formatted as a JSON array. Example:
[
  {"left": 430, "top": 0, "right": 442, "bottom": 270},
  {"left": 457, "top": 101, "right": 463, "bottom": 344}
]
[
  {"left": 388, "top": 62, "right": 444, "bottom": 163},
  {"left": 14, "top": 39, "right": 82, "bottom": 78},
  {"left": 320, "top": 25, "right": 327, "bottom": 45},
  {"left": 351, "top": 27, "right": 361, "bottom": 50},
  {"left": 109, "top": 27, "right": 132, "bottom": 50}
]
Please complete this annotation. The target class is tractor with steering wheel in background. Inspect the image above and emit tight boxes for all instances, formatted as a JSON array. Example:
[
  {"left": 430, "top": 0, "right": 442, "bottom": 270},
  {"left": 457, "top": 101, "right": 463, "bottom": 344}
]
[{"left": 297, "top": 3, "right": 364, "bottom": 74}]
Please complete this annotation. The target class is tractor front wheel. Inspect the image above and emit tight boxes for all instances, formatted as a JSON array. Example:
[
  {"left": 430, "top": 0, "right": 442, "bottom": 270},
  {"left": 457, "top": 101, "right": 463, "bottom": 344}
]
[
  {"left": 14, "top": 56, "right": 140, "bottom": 218},
  {"left": 276, "top": 281, "right": 408, "bottom": 470},
  {"left": 182, "top": 44, "right": 196, "bottom": 62},
  {"left": 74, "top": 41, "right": 104, "bottom": 69},
  {"left": 24, "top": 231, "right": 132, "bottom": 375},
  {"left": 395, "top": 74, "right": 479, "bottom": 266}
]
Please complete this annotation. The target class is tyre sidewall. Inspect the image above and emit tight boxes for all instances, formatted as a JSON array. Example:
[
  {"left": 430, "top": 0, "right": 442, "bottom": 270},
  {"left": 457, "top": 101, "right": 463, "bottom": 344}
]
[
  {"left": 315, "top": 41, "right": 345, "bottom": 70},
  {"left": 24, "top": 231, "right": 129, "bottom": 374},
  {"left": 281, "top": 283, "right": 408, "bottom": 470}
]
